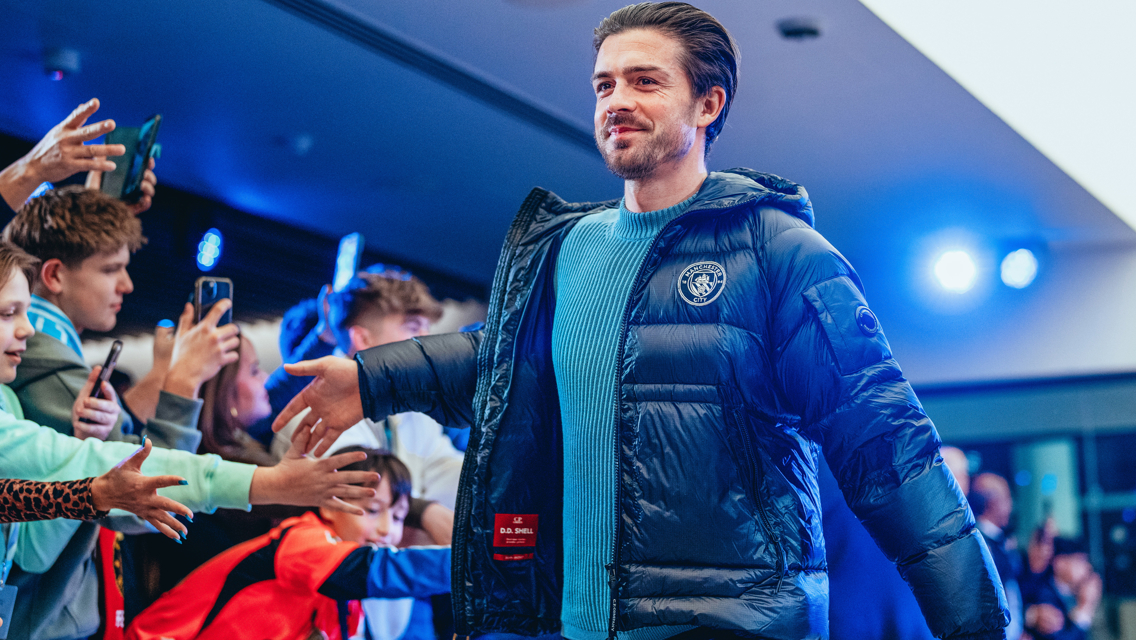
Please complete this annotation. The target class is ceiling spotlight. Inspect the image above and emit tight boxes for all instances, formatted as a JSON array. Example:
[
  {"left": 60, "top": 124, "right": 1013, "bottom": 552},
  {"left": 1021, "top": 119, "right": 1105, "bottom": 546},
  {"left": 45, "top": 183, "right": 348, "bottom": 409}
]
[
  {"left": 777, "top": 18, "right": 822, "bottom": 41},
  {"left": 1000, "top": 249, "right": 1038, "bottom": 289},
  {"left": 934, "top": 250, "right": 976, "bottom": 293}
]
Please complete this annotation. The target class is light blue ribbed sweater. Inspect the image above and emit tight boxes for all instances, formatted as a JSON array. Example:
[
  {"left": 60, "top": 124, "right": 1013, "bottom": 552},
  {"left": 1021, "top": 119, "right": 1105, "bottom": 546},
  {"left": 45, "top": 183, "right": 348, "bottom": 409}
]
[{"left": 552, "top": 196, "right": 695, "bottom": 640}]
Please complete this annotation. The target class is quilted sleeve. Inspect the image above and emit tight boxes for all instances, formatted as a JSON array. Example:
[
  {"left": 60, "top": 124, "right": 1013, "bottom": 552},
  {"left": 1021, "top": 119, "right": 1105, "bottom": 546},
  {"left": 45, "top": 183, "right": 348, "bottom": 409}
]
[{"left": 762, "top": 224, "right": 1008, "bottom": 640}]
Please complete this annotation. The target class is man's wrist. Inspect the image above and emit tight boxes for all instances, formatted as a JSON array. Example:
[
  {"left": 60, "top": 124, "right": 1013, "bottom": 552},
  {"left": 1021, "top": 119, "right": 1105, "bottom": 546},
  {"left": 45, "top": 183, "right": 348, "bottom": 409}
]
[{"left": 0, "top": 157, "right": 38, "bottom": 210}]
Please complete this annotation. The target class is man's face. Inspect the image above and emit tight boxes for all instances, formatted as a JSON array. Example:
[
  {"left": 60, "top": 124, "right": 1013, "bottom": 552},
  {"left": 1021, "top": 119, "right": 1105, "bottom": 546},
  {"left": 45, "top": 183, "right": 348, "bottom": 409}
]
[
  {"left": 0, "top": 268, "right": 35, "bottom": 384},
  {"left": 56, "top": 246, "right": 133, "bottom": 333},
  {"left": 1053, "top": 553, "right": 1092, "bottom": 588},
  {"left": 593, "top": 28, "right": 700, "bottom": 181},
  {"left": 323, "top": 476, "right": 409, "bottom": 546}
]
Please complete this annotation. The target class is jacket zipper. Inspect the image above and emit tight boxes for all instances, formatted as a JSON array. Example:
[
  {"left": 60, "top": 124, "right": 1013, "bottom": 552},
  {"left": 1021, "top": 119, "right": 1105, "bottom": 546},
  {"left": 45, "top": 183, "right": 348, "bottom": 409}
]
[
  {"left": 733, "top": 407, "right": 787, "bottom": 593},
  {"left": 605, "top": 197, "right": 758, "bottom": 639},
  {"left": 452, "top": 188, "right": 549, "bottom": 636}
]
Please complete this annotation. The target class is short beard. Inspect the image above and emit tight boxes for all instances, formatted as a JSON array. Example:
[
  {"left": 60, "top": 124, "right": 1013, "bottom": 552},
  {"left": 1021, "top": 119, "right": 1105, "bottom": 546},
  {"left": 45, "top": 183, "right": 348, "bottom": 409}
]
[{"left": 596, "top": 116, "right": 695, "bottom": 181}]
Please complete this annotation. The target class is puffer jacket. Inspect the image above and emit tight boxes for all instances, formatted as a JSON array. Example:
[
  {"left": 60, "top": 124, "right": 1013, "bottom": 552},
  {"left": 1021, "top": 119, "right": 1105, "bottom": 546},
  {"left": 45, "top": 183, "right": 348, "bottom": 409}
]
[{"left": 354, "top": 169, "right": 1009, "bottom": 640}]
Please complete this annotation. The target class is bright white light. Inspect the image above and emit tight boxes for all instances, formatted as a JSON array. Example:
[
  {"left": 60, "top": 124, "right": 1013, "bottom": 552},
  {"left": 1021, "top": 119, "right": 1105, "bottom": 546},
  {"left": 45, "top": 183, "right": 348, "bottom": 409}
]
[
  {"left": 1001, "top": 249, "right": 1038, "bottom": 288},
  {"left": 196, "top": 228, "right": 223, "bottom": 272},
  {"left": 934, "top": 250, "right": 976, "bottom": 292}
]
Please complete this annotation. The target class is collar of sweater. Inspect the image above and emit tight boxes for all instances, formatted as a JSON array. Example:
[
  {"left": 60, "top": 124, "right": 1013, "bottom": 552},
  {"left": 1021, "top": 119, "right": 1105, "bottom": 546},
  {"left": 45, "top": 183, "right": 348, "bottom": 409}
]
[{"left": 612, "top": 193, "right": 696, "bottom": 240}]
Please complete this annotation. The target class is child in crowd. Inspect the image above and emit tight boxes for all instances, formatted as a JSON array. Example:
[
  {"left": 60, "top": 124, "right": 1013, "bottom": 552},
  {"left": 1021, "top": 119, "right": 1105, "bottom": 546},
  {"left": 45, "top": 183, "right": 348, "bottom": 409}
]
[
  {"left": 127, "top": 448, "right": 452, "bottom": 640},
  {"left": 0, "top": 241, "right": 380, "bottom": 640}
]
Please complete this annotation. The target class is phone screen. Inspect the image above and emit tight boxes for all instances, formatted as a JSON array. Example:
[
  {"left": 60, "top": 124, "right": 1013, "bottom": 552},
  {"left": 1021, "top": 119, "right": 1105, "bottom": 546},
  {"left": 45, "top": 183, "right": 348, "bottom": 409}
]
[
  {"left": 333, "top": 232, "right": 364, "bottom": 292},
  {"left": 196, "top": 277, "right": 233, "bottom": 326},
  {"left": 121, "top": 115, "right": 161, "bottom": 203}
]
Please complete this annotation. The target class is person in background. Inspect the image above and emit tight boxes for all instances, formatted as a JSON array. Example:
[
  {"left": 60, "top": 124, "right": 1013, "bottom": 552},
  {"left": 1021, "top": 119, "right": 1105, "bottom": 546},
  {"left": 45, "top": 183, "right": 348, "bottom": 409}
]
[
  {"left": 273, "top": 270, "right": 462, "bottom": 522},
  {"left": 0, "top": 240, "right": 383, "bottom": 640},
  {"left": 126, "top": 448, "right": 452, "bottom": 640},
  {"left": 246, "top": 292, "right": 333, "bottom": 447},
  {"left": 940, "top": 445, "right": 971, "bottom": 496},
  {"left": 0, "top": 98, "right": 157, "bottom": 218},
  {"left": 971, "top": 473, "right": 1024, "bottom": 640},
  {"left": 1022, "top": 538, "right": 1102, "bottom": 640}
]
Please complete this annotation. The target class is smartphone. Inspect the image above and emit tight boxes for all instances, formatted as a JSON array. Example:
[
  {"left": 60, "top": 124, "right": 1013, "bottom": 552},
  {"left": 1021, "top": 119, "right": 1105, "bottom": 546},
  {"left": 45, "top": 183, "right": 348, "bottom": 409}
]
[
  {"left": 78, "top": 340, "right": 122, "bottom": 422},
  {"left": 194, "top": 276, "right": 233, "bottom": 326},
  {"left": 333, "top": 232, "right": 364, "bottom": 292},
  {"left": 100, "top": 114, "right": 162, "bottom": 203}
]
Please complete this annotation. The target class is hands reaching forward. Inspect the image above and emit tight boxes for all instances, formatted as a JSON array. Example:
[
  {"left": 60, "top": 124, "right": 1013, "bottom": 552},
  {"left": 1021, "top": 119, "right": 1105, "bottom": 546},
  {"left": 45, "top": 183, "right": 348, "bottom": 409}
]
[
  {"left": 90, "top": 437, "right": 194, "bottom": 541},
  {"left": 272, "top": 356, "right": 364, "bottom": 457}
]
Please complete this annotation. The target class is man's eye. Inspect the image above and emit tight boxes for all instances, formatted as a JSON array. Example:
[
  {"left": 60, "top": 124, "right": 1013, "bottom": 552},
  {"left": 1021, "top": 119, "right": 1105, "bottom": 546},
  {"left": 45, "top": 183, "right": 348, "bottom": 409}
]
[
  {"left": 638, "top": 77, "right": 656, "bottom": 85},
  {"left": 596, "top": 82, "right": 612, "bottom": 93}
]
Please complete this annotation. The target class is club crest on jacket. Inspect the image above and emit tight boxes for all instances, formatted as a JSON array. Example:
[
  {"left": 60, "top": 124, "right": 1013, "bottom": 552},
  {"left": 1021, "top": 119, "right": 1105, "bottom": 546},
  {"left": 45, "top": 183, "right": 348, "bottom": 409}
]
[{"left": 678, "top": 261, "right": 726, "bottom": 306}]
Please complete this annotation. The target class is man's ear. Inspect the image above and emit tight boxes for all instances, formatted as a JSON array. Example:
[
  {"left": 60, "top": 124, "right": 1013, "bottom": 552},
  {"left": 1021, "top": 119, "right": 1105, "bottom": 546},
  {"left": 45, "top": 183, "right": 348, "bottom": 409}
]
[
  {"left": 695, "top": 86, "right": 727, "bottom": 129},
  {"left": 39, "top": 258, "right": 67, "bottom": 295},
  {"left": 348, "top": 325, "right": 372, "bottom": 355}
]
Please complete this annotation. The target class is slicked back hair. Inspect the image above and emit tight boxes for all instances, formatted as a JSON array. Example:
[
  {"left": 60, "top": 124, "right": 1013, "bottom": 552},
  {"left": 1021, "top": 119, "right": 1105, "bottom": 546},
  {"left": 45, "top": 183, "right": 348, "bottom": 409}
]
[
  {"left": 3, "top": 186, "right": 145, "bottom": 267},
  {"left": 594, "top": 2, "right": 739, "bottom": 152}
]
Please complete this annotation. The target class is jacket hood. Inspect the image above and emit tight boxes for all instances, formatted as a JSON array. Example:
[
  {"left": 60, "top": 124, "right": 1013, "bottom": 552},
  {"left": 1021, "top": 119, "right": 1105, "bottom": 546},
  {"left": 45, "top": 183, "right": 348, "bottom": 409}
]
[{"left": 696, "top": 169, "right": 814, "bottom": 228}]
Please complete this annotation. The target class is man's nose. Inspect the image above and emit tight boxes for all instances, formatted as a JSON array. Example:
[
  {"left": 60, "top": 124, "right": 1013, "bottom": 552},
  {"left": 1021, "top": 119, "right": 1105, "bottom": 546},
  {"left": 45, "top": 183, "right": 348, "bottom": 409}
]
[
  {"left": 607, "top": 81, "right": 636, "bottom": 112},
  {"left": 120, "top": 271, "right": 134, "bottom": 295}
]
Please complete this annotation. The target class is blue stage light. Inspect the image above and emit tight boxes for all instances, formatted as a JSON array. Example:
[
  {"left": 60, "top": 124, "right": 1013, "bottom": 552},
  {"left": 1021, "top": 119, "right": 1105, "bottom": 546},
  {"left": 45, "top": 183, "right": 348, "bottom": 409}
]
[
  {"left": 197, "top": 228, "right": 223, "bottom": 271},
  {"left": 1001, "top": 249, "right": 1038, "bottom": 288},
  {"left": 933, "top": 250, "right": 977, "bottom": 293}
]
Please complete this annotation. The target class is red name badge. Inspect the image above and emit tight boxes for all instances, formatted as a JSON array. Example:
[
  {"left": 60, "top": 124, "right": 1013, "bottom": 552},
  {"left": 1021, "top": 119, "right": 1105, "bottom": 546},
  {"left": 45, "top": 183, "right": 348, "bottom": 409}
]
[{"left": 493, "top": 514, "right": 537, "bottom": 561}]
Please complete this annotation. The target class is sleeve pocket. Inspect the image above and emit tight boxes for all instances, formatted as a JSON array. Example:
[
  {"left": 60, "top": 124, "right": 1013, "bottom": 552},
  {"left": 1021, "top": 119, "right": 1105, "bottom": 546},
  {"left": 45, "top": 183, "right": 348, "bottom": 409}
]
[{"left": 802, "top": 276, "right": 893, "bottom": 376}]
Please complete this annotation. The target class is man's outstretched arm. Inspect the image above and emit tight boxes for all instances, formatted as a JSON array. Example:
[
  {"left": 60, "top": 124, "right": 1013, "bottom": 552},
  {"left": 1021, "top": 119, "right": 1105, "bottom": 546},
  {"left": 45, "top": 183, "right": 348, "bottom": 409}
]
[
  {"left": 273, "top": 331, "right": 481, "bottom": 457},
  {"left": 765, "top": 226, "right": 1008, "bottom": 640}
]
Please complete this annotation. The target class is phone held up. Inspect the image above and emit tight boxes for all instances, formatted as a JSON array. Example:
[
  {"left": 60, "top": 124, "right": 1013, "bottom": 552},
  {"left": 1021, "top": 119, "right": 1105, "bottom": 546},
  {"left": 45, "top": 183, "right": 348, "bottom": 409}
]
[
  {"left": 100, "top": 114, "right": 162, "bottom": 203},
  {"left": 194, "top": 277, "right": 233, "bottom": 326},
  {"left": 77, "top": 339, "right": 123, "bottom": 423},
  {"left": 333, "top": 232, "right": 364, "bottom": 293}
]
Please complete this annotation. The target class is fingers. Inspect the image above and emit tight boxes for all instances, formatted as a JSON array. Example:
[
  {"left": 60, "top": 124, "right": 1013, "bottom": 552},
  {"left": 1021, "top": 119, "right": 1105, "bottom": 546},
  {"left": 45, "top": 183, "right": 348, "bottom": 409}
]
[
  {"left": 63, "top": 98, "right": 100, "bottom": 129},
  {"left": 288, "top": 421, "right": 313, "bottom": 456},
  {"left": 99, "top": 380, "right": 120, "bottom": 404},
  {"left": 79, "top": 366, "right": 100, "bottom": 398},
  {"left": 327, "top": 480, "right": 379, "bottom": 498},
  {"left": 282, "top": 359, "right": 324, "bottom": 378},
  {"left": 322, "top": 496, "right": 366, "bottom": 516},
  {"left": 146, "top": 493, "right": 194, "bottom": 520},
  {"left": 311, "top": 424, "right": 347, "bottom": 458},
  {"left": 177, "top": 302, "right": 194, "bottom": 333},
  {"left": 146, "top": 512, "right": 187, "bottom": 541},
  {"left": 79, "top": 398, "right": 119, "bottom": 425},
  {"left": 121, "top": 437, "right": 153, "bottom": 471},
  {"left": 74, "top": 142, "right": 126, "bottom": 157},
  {"left": 273, "top": 390, "right": 313, "bottom": 432},
  {"left": 323, "top": 449, "right": 368, "bottom": 470},
  {"left": 202, "top": 298, "right": 233, "bottom": 327}
]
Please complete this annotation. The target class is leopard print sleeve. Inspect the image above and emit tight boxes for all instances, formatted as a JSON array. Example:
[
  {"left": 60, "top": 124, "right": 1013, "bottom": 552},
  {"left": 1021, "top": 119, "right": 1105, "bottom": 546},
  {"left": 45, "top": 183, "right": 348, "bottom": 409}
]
[{"left": 0, "top": 477, "right": 110, "bottom": 523}]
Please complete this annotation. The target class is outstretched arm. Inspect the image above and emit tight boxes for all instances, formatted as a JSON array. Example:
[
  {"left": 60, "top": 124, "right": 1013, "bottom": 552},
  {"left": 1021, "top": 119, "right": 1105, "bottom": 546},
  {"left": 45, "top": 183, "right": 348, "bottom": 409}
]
[
  {"left": 317, "top": 545, "right": 452, "bottom": 601},
  {"left": 274, "top": 331, "right": 481, "bottom": 457},
  {"left": 766, "top": 225, "right": 1007, "bottom": 640}
]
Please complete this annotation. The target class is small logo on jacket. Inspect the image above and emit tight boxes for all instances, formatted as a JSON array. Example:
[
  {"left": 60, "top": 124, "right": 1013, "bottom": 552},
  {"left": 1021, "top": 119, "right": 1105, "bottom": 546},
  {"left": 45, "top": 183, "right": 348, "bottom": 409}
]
[{"left": 678, "top": 261, "right": 726, "bottom": 306}]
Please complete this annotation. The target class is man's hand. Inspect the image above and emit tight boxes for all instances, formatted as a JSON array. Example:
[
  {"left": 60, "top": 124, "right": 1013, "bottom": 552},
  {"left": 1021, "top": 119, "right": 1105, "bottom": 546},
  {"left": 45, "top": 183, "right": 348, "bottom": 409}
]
[
  {"left": 249, "top": 423, "right": 379, "bottom": 515},
  {"left": 272, "top": 356, "right": 364, "bottom": 457},
  {"left": 86, "top": 156, "right": 157, "bottom": 215},
  {"left": 72, "top": 366, "right": 121, "bottom": 441},
  {"left": 0, "top": 98, "right": 124, "bottom": 210},
  {"left": 90, "top": 437, "right": 194, "bottom": 541},
  {"left": 163, "top": 301, "right": 240, "bottom": 399}
]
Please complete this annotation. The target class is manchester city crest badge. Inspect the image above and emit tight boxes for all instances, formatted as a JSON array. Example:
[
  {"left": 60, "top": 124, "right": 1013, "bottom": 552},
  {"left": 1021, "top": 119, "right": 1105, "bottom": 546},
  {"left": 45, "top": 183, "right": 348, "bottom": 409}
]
[{"left": 678, "top": 261, "right": 726, "bottom": 306}]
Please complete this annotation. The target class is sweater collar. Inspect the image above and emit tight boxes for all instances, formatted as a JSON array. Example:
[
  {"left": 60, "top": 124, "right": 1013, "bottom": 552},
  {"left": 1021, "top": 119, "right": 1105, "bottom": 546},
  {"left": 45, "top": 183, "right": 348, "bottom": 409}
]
[{"left": 613, "top": 193, "right": 697, "bottom": 240}]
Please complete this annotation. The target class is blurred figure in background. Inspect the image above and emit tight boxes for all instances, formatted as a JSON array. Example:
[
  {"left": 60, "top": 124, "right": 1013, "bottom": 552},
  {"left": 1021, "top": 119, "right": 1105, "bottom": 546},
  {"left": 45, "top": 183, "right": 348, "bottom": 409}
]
[
  {"left": 941, "top": 445, "right": 971, "bottom": 496},
  {"left": 1023, "top": 537, "right": 1102, "bottom": 640},
  {"left": 971, "top": 472, "right": 1024, "bottom": 640}
]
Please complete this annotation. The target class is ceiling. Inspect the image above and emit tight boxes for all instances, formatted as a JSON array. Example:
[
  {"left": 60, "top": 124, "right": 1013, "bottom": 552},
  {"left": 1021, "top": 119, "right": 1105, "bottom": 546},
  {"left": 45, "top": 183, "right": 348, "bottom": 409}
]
[{"left": 0, "top": 0, "right": 1131, "bottom": 384}]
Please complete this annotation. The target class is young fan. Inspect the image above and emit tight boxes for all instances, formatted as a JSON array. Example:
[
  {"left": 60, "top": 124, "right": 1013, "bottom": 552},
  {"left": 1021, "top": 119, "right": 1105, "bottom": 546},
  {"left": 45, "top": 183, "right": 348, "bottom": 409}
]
[{"left": 127, "top": 448, "right": 452, "bottom": 640}]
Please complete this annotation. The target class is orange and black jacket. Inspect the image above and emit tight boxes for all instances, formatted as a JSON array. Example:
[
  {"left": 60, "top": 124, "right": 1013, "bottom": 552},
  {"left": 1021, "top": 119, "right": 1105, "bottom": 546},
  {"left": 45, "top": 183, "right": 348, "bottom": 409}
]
[{"left": 127, "top": 512, "right": 451, "bottom": 640}]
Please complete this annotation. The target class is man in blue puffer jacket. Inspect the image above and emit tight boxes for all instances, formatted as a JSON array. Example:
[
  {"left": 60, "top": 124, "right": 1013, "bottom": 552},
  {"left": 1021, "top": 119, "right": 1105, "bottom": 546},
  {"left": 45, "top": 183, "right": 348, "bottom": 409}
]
[{"left": 275, "top": 3, "right": 1009, "bottom": 639}]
